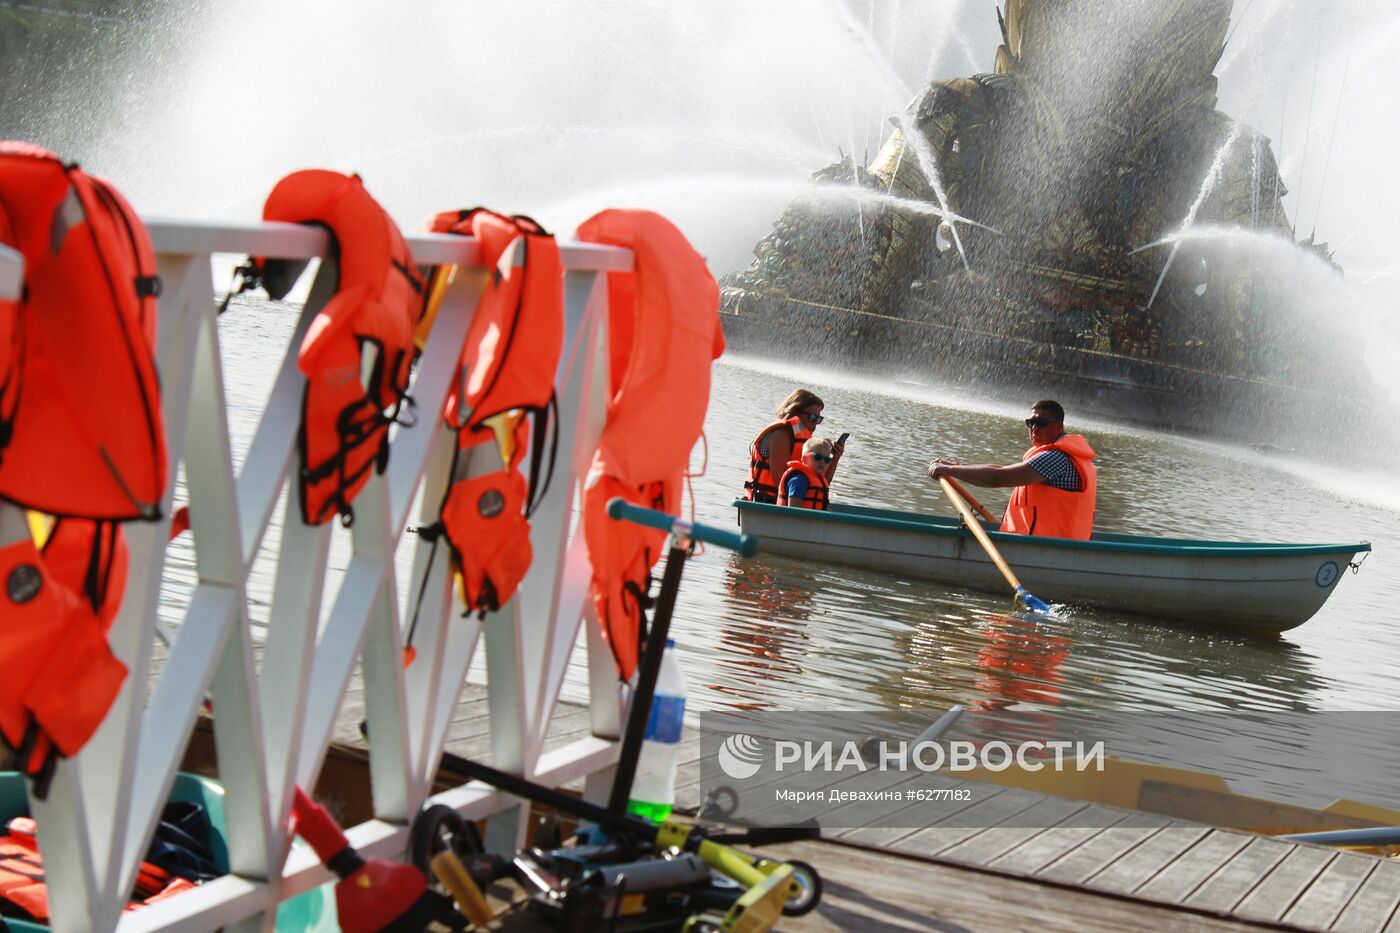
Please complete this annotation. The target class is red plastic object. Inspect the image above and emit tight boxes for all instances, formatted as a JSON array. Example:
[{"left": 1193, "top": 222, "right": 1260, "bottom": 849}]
[{"left": 290, "top": 787, "right": 437, "bottom": 933}]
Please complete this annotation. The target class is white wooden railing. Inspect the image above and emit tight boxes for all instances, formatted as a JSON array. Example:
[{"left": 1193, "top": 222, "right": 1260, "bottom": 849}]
[{"left": 0, "top": 218, "right": 634, "bottom": 931}]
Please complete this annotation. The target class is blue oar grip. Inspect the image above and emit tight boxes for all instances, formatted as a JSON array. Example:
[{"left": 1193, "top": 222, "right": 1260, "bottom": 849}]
[{"left": 606, "top": 497, "right": 758, "bottom": 557}]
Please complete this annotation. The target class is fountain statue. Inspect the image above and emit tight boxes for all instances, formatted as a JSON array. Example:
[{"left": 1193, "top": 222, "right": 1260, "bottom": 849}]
[{"left": 720, "top": 0, "right": 1376, "bottom": 440}]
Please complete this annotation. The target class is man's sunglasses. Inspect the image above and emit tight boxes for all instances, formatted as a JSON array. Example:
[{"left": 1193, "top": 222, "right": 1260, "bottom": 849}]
[
  {"left": 812, "top": 454, "right": 833, "bottom": 463},
  {"left": 1024, "top": 417, "right": 1055, "bottom": 428}
]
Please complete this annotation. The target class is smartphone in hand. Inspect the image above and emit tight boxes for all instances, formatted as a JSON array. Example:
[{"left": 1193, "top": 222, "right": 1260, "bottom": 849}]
[{"left": 838, "top": 432, "right": 850, "bottom": 446}]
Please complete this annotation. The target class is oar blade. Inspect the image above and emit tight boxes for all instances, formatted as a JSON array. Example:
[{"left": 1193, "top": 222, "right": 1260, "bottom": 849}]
[{"left": 1014, "top": 587, "right": 1051, "bottom": 616}]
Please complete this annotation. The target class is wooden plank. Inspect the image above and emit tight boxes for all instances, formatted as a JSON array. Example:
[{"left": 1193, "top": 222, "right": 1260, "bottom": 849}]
[
  {"left": 672, "top": 730, "right": 796, "bottom": 820},
  {"left": 1135, "top": 829, "right": 1253, "bottom": 904},
  {"left": 987, "top": 804, "right": 1128, "bottom": 876},
  {"left": 1187, "top": 836, "right": 1295, "bottom": 913},
  {"left": 1088, "top": 825, "right": 1212, "bottom": 895},
  {"left": 837, "top": 785, "right": 1006, "bottom": 848},
  {"left": 934, "top": 796, "right": 1090, "bottom": 867},
  {"left": 1282, "top": 853, "right": 1379, "bottom": 931},
  {"left": 1035, "top": 814, "right": 1173, "bottom": 886},
  {"left": 891, "top": 788, "right": 1047, "bottom": 857},
  {"left": 540, "top": 708, "right": 593, "bottom": 743},
  {"left": 1233, "top": 845, "right": 1337, "bottom": 923},
  {"left": 1332, "top": 858, "right": 1400, "bottom": 933},
  {"left": 739, "top": 763, "right": 950, "bottom": 828},
  {"left": 1139, "top": 780, "right": 1386, "bottom": 835},
  {"left": 755, "top": 839, "right": 1290, "bottom": 933}
]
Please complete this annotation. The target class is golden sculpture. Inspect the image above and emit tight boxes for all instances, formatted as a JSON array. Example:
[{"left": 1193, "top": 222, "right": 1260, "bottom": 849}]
[{"left": 724, "top": 0, "right": 1354, "bottom": 410}]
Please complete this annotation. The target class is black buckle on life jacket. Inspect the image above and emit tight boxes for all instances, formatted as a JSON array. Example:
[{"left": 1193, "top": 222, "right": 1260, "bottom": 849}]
[
  {"left": 134, "top": 275, "right": 162, "bottom": 299},
  {"left": 471, "top": 578, "right": 500, "bottom": 619}
]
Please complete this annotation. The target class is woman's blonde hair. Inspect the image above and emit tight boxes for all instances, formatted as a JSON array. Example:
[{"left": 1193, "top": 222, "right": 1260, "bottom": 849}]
[{"left": 777, "top": 388, "right": 824, "bottom": 420}]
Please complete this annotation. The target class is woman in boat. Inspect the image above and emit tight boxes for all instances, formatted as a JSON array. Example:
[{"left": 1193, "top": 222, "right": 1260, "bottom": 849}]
[
  {"left": 927, "top": 399, "right": 1097, "bottom": 540},
  {"left": 744, "top": 388, "right": 843, "bottom": 504},
  {"left": 778, "top": 437, "right": 834, "bottom": 510}
]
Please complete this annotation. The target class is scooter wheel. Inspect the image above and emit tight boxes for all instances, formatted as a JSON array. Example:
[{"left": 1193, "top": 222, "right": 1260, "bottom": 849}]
[
  {"left": 409, "top": 804, "right": 482, "bottom": 874},
  {"left": 782, "top": 859, "right": 822, "bottom": 916}
]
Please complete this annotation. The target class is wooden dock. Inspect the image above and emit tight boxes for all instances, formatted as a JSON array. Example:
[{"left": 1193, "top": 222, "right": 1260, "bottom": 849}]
[
  {"left": 180, "top": 674, "right": 1400, "bottom": 930},
  {"left": 667, "top": 736, "right": 1400, "bottom": 932}
]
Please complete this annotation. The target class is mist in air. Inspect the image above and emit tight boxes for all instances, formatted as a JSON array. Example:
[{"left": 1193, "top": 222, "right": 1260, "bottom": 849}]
[{"left": 6, "top": 0, "right": 1398, "bottom": 401}]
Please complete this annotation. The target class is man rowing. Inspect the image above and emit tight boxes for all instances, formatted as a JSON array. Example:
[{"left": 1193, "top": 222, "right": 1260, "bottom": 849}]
[{"left": 927, "top": 399, "right": 1097, "bottom": 540}]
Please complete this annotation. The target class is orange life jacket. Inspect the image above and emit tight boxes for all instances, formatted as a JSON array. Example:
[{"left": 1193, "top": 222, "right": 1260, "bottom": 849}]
[
  {"left": 0, "top": 819, "right": 47, "bottom": 920},
  {"left": 0, "top": 140, "right": 165, "bottom": 520},
  {"left": 0, "top": 525, "right": 129, "bottom": 798},
  {"left": 255, "top": 170, "right": 423, "bottom": 526},
  {"left": 745, "top": 417, "right": 810, "bottom": 504},
  {"left": 999, "top": 434, "right": 1097, "bottom": 540},
  {"left": 417, "top": 208, "right": 563, "bottom": 621},
  {"left": 0, "top": 143, "right": 157, "bottom": 798},
  {"left": 776, "top": 459, "right": 830, "bottom": 510},
  {"left": 0, "top": 816, "right": 196, "bottom": 920},
  {"left": 0, "top": 201, "right": 18, "bottom": 453},
  {"left": 578, "top": 210, "right": 724, "bottom": 681}
]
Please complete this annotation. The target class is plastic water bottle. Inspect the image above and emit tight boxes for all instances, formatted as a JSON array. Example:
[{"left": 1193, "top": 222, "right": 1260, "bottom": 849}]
[{"left": 627, "top": 639, "right": 687, "bottom": 822}]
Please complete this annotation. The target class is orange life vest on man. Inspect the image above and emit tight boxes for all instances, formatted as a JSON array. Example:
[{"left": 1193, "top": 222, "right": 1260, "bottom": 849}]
[
  {"left": 578, "top": 209, "right": 724, "bottom": 681},
  {"left": 418, "top": 208, "right": 563, "bottom": 621},
  {"left": 999, "top": 434, "right": 1097, "bottom": 540},
  {"left": 253, "top": 170, "right": 423, "bottom": 527},
  {"left": 776, "top": 460, "right": 829, "bottom": 510},
  {"left": 744, "top": 416, "right": 810, "bottom": 504}
]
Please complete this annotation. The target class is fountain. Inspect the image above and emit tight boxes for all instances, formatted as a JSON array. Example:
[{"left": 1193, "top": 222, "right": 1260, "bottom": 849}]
[
  {"left": 4, "top": 0, "right": 1396, "bottom": 455},
  {"left": 719, "top": 0, "right": 1391, "bottom": 447}
]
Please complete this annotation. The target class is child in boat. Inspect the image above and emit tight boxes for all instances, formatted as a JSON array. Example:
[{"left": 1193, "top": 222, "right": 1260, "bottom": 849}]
[{"left": 778, "top": 437, "right": 834, "bottom": 510}]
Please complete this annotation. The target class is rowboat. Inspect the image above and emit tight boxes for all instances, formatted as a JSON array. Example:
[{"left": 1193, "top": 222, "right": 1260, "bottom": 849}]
[{"left": 732, "top": 500, "right": 1370, "bottom": 632}]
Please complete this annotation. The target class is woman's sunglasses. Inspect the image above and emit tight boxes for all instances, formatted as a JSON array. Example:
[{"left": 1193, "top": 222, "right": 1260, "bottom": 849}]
[{"left": 803, "top": 412, "right": 824, "bottom": 425}]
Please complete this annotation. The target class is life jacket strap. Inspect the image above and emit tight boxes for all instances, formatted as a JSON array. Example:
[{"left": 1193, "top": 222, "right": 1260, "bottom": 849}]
[
  {"left": 300, "top": 348, "right": 416, "bottom": 526},
  {"left": 390, "top": 257, "right": 424, "bottom": 295},
  {"left": 472, "top": 577, "right": 499, "bottom": 618},
  {"left": 523, "top": 396, "right": 559, "bottom": 518},
  {"left": 9, "top": 720, "right": 58, "bottom": 800}
]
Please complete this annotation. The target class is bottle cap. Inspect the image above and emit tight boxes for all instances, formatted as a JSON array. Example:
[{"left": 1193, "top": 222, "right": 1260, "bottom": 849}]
[{"left": 665, "top": 638, "right": 676, "bottom": 649}]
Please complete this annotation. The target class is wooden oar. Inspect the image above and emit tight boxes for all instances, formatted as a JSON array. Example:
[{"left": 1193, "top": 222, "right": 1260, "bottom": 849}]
[
  {"left": 938, "top": 477, "right": 1050, "bottom": 614},
  {"left": 946, "top": 476, "right": 996, "bottom": 524}
]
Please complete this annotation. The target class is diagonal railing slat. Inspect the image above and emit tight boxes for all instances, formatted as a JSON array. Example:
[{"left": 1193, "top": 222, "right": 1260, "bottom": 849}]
[
  {"left": 68, "top": 252, "right": 207, "bottom": 931},
  {"left": 232, "top": 265, "right": 335, "bottom": 570}
]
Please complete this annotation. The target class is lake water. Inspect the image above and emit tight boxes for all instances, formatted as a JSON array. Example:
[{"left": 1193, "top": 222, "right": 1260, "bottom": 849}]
[{"left": 194, "top": 295, "right": 1400, "bottom": 808}]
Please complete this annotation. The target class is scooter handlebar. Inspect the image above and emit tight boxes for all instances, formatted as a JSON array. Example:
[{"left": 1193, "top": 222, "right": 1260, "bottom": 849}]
[{"left": 606, "top": 498, "right": 758, "bottom": 557}]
